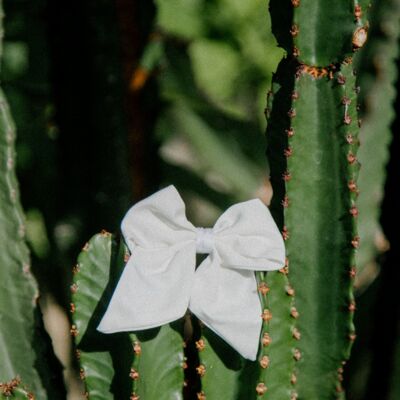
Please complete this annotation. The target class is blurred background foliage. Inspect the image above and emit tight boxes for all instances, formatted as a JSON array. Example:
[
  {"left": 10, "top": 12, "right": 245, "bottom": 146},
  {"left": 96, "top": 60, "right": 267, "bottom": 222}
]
[{"left": 0, "top": 0, "right": 399, "bottom": 398}]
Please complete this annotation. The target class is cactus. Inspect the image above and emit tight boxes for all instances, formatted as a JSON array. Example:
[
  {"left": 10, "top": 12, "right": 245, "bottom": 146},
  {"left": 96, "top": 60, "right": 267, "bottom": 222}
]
[
  {"left": 354, "top": 0, "right": 400, "bottom": 275},
  {"left": 0, "top": 378, "right": 35, "bottom": 400},
  {"left": 0, "top": 3, "right": 44, "bottom": 396},
  {"left": 71, "top": 232, "right": 185, "bottom": 399},
  {"left": 265, "top": 1, "right": 370, "bottom": 398}
]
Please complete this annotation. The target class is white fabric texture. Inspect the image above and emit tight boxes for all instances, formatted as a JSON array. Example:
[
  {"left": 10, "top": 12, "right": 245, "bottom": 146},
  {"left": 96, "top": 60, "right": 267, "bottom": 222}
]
[{"left": 97, "top": 185, "right": 285, "bottom": 360}]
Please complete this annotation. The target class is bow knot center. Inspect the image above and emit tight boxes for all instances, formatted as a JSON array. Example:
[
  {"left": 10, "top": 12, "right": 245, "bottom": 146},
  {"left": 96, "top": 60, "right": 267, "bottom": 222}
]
[{"left": 196, "top": 227, "right": 214, "bottom": 254}]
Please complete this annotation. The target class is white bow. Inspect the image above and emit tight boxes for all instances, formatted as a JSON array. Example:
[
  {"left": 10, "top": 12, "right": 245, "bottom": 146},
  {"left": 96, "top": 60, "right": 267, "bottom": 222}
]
[{"left": 97, "top": 185, "right": 285, "bottom": 360}]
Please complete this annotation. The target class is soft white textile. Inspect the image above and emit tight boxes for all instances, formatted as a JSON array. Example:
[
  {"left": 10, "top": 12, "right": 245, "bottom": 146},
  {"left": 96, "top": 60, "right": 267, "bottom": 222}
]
[{"left": 97, "top": 185, "right": 285, "bottom": 360}]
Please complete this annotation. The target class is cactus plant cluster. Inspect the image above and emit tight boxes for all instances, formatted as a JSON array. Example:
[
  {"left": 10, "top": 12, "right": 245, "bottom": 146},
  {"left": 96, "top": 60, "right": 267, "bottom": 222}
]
[
  {"left": 2, "top": 0, "right": 400, "bottom": 399},
  {"left": 69, "top": 1, "right": 374, "bottom": 399}
]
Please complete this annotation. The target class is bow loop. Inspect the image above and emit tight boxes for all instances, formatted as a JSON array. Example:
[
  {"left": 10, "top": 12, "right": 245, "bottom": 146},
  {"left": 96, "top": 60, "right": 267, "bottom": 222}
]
[
  {"left": 121, "top": 185, "right": 196, "bottom": 250},
  {"left": 213, "top": 199, "right": 285, "bottom": 271}
]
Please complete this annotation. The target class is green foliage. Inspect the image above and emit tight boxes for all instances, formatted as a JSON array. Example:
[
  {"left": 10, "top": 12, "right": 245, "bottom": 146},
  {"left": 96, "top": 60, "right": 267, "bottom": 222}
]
[{"left": 153, "top": 0, "right": 283, "bottom": 211}]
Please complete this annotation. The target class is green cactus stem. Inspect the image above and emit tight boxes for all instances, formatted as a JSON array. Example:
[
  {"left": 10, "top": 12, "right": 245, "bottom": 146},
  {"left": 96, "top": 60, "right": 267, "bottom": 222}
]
[
  {"left": 0, "top": 4, "right": 44, "bottom": 394},
  {"left": 266, "top": 56, "right": 360, "bottom": 399},
  {"left": 270, "top": 0, "right": 370, "bottom": 67},
  {"left": 72, "top": 231, "right": 185, "bottom": 400}
]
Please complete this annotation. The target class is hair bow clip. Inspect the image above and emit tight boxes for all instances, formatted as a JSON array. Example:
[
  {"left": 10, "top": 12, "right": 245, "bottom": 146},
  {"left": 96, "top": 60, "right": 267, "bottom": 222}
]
[{"left": 98, "top": 185, "right": 285, "bottom": 360}]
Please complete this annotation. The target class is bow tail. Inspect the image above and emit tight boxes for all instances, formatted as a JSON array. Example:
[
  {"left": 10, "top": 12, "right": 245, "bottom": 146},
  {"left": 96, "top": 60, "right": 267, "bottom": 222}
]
[
  {"left": 98, "top": 244, "right": 196, "bottom": 333},
  {"left": 189, "top": 255, "right": 262, "bottom": 361}
]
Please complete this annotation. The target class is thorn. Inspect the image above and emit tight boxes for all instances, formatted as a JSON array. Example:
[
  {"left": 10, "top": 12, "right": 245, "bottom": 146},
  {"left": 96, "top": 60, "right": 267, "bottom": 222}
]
[
  {"left": 293, "top": 348, "right": 302, "bottom": 361},
  {"left": 290, "top": 24, "right": 300, "bottom": 37},
  {"left": 286, "top": 128, "right": 295, "bottom": 137},
  {"left": 70, "top": 325, "right": 79, "bottom": 337},
  {"left": 291, "top": 0, "right": 300, "bottom": 6},
  {"left": 291, "top": 90, "right": 299, "bottom": 99},
  {"left": 75, "top": 349, "right": 81, "bottom": 360},
  {"left": 258, "top": 282, "right": 270, "bottom": 296},
  {"left": 286, "top": 285, "right": 295, "bottom": 296},
  {"left": 259, "top": 355, "right": 270, "bottom": 369},
  {"left": 351, "top": 236, "right": 360, "bottom": 249},
  {"left": 70, "top": 283, "right": 78, "bottom": 294},
  {"left": 349, "top": 266, "right": 357, "bottom": 278},
  {"left": 282, "top": 195, "right": 290, "bottom": 208},
  {"left": 353, "top": 27, "right": 368, "bottom": 49},
  {"left": 291, "top": 307, "right": 299, "bottom": 319},
  {"left": 133, "top": 341, "right": 142, "bottom": 355},
  {"left": 354, "top": 4, "right": 362, "bottom": 20},
  {"left": 347, "top": 152, "right": 357, "bottom": 164},
  {"left": 283, "top": 171, "right": 292, "bottom": 182},
  {"left": 288, "top": 108, "right": 297, "bottom": 118},
  {"left": 100, "top": 229, "right": 110, "bottom": 237},
  {"left": 196, "top": 364, "right": 206, "bottom": 377},
  {"left": 82, "top": 242, "right": 90, "bottom": 251},
  {"left": 291, "top": 373, "right": 297, "bottom": 385},
  {"left": 292, "top": 328, "right": 301, "bottom": 340},
  {"left": 349, "top": 206, "right": 359, "bottom": 217},
  {"left": 284, "top": 147, "right": 293, "bottom": 157},
  {"left": 348, "top": 180, "right": 359, "bottom": 193},
  {"left": 344, "top": 114, "right": 352, "bottom": 125},
  {"left": 349, "top": 302, "right": 356, "bottom": 312},
  {"left": 197, "top": 391, "right": 206, "bottom": 400},
  {"left": 346, "top": 134, "right": 354, "bottom": 144},
  {"left": 342, "top": 96, "right": 351, "bottom": 105},
  {"left": 337, "top": 74, "right": 346, "bottom": 85},
  {"left": 291, "top": 392, "right": 299, "bottom": 400},
  {"left": 262, "top": 333, "right": 272, "bottom": 346},
  {"left": 279, "top": 266, "right": 289, "bottom": 275},
  {"left": 195, "top": 339, "right": 206, "bottom": 351},
  {"left": 262, "top": 309, "right": 273, "bottom": 322},
  {"left": 70, "top": 303, "right": 76, "bottom": 314},
  {"left": 124, "top": 253, "right": 131, "bottom": 263},
  {"left": 79, "top": 368, "right": 86, "bottom": 380},
  {"left": 72, "top": 264, "right": 80, "bottom": 275},
  {"left": 349, "top": 333, "right": 357, "bottom": 342},
  {"left": 282, "top": 226, "right": 290, "bottom": 240},
  {"left": 293, "top": 46, "right": 301, "bottom": 57},
  {"left": 129, "top": 368, "right": 140, "bottom": 380},
  {"left": 256, "top": 383, "right": 268, "bottom": 396},
  {"left": 130, "top": 394, "right": 140, "bottom": 400}
]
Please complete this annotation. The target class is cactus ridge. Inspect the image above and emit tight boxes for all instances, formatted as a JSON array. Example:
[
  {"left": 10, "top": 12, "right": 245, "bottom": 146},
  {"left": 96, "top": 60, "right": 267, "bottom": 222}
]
[
  {"left": 266, "top": 55, "right": 360, "bottom": 399},
  {"left": 0, "top": 82, "right": 44, "bottom": 400}
]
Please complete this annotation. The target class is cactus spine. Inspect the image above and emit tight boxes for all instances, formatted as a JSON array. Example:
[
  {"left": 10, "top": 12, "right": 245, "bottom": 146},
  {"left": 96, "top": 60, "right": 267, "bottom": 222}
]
[{"left": 265, "top": 0, "right": 369, "bottom": 398}]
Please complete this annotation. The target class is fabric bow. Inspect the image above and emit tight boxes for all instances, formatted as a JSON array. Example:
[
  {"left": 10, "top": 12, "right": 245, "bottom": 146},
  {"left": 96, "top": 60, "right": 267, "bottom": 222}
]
[{"left": 98, "top": 185, "right": 285, "bottom": 360}]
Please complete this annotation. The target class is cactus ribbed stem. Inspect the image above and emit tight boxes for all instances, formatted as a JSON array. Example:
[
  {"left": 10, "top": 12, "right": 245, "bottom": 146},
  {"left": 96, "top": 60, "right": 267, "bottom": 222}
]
[
  {"left": 266, "top": 1, "right": 368, "bottom": 398},
  {"left": 0, "top": 3, "right": 43, "bottom": 395}
]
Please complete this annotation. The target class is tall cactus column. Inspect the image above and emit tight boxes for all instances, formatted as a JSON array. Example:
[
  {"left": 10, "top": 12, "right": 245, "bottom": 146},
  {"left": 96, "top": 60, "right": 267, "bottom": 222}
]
[{"left": 266, "top": 1, "right": 369, "bottom": 399}]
